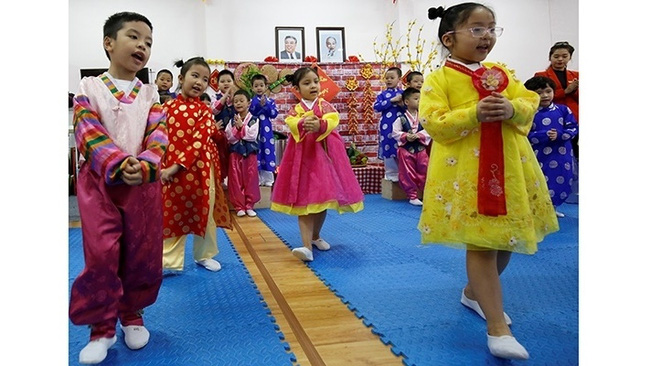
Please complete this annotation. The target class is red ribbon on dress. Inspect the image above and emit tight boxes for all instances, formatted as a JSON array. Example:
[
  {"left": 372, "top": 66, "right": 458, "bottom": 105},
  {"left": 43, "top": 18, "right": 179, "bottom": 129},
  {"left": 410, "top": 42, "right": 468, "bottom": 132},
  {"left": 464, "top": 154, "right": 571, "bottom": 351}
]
[{"left": 444, "top": 60, "right": 509, "bottom": 216}]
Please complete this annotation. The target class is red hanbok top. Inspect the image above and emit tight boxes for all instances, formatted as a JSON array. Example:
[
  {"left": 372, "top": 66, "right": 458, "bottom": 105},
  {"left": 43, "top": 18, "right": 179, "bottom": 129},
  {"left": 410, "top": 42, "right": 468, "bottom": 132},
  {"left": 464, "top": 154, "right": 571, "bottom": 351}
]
[{"left": 162, "top": 95, "right": 232, "bottom": 238}]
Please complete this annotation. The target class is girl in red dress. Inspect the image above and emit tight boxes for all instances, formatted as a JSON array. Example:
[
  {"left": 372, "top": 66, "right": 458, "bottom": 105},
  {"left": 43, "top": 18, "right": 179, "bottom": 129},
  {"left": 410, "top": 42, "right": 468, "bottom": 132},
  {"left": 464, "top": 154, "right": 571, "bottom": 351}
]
[{"left": 161, "top": 57, "right": 231, "bottom": 273}]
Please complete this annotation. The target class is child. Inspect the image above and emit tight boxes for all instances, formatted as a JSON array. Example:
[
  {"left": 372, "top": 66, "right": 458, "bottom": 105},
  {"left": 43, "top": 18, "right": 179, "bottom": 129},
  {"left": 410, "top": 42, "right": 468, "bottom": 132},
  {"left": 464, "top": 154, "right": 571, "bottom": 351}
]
[
  {"left": 200, "top": 92, "right": 211, "bottom": 107},
  {"left": 524, "top": 76, "right": 578, "bottom": 217},
  {"left": 69, "top": 12, "right": 168, "bottom": 364},
  {"left": 212, "top": 69, "right": 237, "bottom": 185},
  {"left": 390, "top": 87, "right": 430, "bottom": 206},
  {"left": 420, "top": 3, "right": 559, "bottom": 360},
  {"left": 406, "top": 70, "right": 424, "bottom": 90},
  {"left": 271, "top": 67, "right": 364, "bottom": 262},
  {"left": 154, "top": 69, "right": 175, "bottom": 102},
  {"left": 373, "top": 66, "right": 404, "bottom": 182},
  {"left": 249, "top": 73, "right": 279, "bottom": 187},
  {"left": 161, "top": 57, "right": 232, "bottom": 273},
  {"left": 226, "top": 89, "right": 261, "bottom": 217}
]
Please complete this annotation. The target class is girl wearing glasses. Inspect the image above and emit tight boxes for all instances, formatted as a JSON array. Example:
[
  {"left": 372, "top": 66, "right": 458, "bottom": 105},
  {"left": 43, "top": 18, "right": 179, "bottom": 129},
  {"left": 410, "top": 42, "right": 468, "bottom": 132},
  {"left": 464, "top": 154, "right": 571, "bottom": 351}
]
[{"left": 419, "top": 2, "right": 558, "bottom": 360}]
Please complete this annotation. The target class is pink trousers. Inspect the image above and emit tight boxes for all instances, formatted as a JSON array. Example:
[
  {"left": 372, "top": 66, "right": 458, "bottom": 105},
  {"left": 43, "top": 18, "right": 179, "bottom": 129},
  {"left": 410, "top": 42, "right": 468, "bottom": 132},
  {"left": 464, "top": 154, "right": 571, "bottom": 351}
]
[
  {"left": 228, "top": 153, "right": 260, "bottom": 211},
  {"left": 397, "top": 148, "right": 429, "bottom": 200},
  {"left": 69, "top": 163, "right": 163, "bottom": 340}
]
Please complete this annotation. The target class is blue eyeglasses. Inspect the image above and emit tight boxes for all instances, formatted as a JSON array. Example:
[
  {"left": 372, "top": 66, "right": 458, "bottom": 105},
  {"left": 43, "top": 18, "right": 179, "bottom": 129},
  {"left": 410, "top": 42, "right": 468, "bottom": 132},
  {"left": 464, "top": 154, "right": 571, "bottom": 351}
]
[{"left": 446, "top": 26, "right": 504, "bottom": 38}]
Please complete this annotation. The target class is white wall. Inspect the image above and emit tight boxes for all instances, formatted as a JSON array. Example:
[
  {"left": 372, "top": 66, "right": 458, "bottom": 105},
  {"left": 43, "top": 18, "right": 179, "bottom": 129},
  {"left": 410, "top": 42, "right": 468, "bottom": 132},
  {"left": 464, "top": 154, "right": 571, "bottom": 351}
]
[{"left": 69, "top": 0, "right": 578, "bottom": 92}]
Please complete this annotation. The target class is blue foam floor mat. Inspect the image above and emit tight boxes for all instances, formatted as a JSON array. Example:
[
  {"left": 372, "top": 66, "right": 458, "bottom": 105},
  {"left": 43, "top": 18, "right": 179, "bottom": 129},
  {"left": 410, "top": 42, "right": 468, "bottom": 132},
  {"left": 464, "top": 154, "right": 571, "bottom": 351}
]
[
  {"left": 257, "top": 194, "right": 578, "bottom": 366},
  {"left": 68, "top": 228, "right": 295, "bottom": 366}
]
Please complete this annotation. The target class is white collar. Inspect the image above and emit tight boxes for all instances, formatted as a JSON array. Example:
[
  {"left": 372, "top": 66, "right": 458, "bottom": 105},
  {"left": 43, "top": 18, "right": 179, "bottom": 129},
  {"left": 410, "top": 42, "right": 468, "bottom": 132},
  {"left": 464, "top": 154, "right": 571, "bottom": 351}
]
[{"left": 446, "top": 56, "right": 483, "bottom": 72}]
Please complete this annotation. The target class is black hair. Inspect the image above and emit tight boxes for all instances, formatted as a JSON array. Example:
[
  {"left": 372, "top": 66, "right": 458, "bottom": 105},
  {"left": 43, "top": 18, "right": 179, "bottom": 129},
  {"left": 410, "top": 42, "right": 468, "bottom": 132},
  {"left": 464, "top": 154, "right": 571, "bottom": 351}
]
[
  {"left": 549, "top": 41, "right": 575, "bottom": 58},
  {"left": 217, "top": 69, "right": 235, "bottom": 82},
  {"left": 173, "top": 57, "right": 210, "bottom": 78},
  {"left": 156, "top": 69, "right": 172, "bottom": 79},
  {"left": 251, "top": 74, "right": 268, "bottom": 85},
  {"left": 285, "top": 67, "right": 318, "bottom": 87},
  {"left": 428, "top": 3, "right": 495, "bottom": 43},
  {"left": 406, "top": 71, "right": 423, "bottom": 82},
  {"left": 402, "top": 87, "right": 421, "bottom": 101},
  {"left": 69, "top": 92, "right": 75, "bottom": 109},
  {"left": 233, "top": 89, "right": 251, "bottom": 101},
  {"left": 200, "top": 93, "right": 211, "bottom": 102},
  {"left": 524, "top": 76, "right": 556, "bottom": 91},
  {"left": 386, "top": 67, "right": 402, "bottom": 78},
  {"left": 284, "top": 35, "right": 297, "bottom": 43},
  {"left": 103, "top": 12, "right": 153, "bottom": 60}
]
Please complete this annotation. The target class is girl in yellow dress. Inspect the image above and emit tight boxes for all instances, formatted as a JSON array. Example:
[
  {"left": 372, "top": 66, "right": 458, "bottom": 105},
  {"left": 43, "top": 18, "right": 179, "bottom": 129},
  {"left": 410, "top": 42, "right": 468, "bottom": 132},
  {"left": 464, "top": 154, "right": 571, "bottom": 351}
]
[{"left": 420, "top": 3, "right": 559, "bottom": 360}]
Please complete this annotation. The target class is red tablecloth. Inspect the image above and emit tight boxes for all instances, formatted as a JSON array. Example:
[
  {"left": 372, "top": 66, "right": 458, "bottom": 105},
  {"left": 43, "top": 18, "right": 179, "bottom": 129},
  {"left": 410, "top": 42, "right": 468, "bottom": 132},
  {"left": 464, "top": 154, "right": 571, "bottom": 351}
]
[{"left": 352, "top": 165, "right": 384, "bottom": 194}]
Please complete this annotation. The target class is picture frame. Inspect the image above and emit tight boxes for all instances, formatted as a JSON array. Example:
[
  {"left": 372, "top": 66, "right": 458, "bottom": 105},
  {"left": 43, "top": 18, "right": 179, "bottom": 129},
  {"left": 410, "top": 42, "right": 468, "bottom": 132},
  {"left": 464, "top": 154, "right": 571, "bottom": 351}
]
[
  {"left": 316, "top": 27, "right": 346, "bottom": 63},
  {"left": 275, "top": 26, "right": 305, "bottom": 63}
]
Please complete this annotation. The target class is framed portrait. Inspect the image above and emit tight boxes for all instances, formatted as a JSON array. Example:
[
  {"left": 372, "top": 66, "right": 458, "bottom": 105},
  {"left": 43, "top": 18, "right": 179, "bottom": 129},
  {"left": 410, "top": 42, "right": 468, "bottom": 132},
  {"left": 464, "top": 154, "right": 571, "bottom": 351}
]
[
  {"left": 316, "top": 27, "right": 346, "bottom": 63},
  {"left": 275, "top": 27, "right": 305, "bottom": 63}
]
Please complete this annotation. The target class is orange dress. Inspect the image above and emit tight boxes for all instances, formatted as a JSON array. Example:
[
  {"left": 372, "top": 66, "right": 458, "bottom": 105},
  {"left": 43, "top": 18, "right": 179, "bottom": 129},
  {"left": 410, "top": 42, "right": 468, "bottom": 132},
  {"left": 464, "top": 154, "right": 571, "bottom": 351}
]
[{"left": 162, "top": 95, "right": 231, "bottom": 238}]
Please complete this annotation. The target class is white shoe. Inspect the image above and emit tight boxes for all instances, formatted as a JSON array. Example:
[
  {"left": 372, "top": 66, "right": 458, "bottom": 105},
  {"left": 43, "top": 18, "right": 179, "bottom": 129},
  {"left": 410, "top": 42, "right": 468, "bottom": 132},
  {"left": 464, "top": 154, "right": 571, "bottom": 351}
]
[
  {"left": 461, "top": 290, "right": 512, "bottom": 325},
  {"left": 264, "top": 182, "right": 273, "bottom": 187},
  {"left": 487, "top": 334, "right": 529, "bottom": 360},
  {"left": 236, "top": 210, "right": 246, "bottom": 217},
  {"left": 246, "top": 209, "right": 257, "bottom": 217},
  {"left": 121, "top": 325, "right": 150, "bottom": 350},
  {"left": 311, "top": 238, "right": 331, "bottom": 251},
  {"left": 196, "top": 258, "right": 222, "bottom": 271},
  {"left": 409, "top": 198, "right": 423, "bottom": 206},
  {"left": 292, "top": 247, "right": 313, "bottom": 261},
  {"left": 79, "top": 336, "right": 117, "bottom": 364},
  {"left": 556, "top": 211, "right": 565, "bottom": 218}
]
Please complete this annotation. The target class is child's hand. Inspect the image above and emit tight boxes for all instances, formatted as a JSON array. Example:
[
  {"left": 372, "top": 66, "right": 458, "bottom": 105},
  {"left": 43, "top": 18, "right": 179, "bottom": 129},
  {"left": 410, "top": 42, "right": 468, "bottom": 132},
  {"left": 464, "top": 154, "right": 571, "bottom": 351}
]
[
  {"left": 390, "top": 94, "right": 403, "bottom": 104},
  {"left": 214, "top": 119, "right": 224, "bottom": 130},
  {"left": 122, "top": 157, "right": 143, "bottom": 185},
  {"left": 566, "top": 79, "right": 579, "bottom": 94},
  {"left": 406, "top": 132, "right": 418, "bottom": 142},
  {"left": 303, "top": 115, "right": 321, "bottom": 133},
  {"left": 547, "top": 128, "right": 558, "bottom": 141},
  {"left": 477, "top": 92, "right": 514, "bottom": 122},
  {"left": 234, "top": 114, "right": 244, "bottom": 128},
  {"left": 161, "top": 164, "right": 181, "bottom": 185}
]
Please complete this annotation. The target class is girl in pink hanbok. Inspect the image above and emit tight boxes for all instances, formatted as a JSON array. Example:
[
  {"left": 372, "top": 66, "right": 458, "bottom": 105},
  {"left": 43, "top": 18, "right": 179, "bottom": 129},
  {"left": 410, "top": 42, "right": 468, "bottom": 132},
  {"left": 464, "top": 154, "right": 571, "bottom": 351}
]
[{"left": 271, "top": 67, "right": 364, "bottom": 262}]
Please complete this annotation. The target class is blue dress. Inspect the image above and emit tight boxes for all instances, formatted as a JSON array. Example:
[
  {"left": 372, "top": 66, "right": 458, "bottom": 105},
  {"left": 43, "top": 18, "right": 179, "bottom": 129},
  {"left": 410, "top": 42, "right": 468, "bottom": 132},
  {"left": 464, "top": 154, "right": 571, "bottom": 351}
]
[
  {"left": 249, "top": 95, "right": 279, "bottom": 172},
  {"left": 373, "top": 88, "right": 404, "bottom": 160},
  {"left": 528, "top": 103, "right": 578, "bottom": 207}
]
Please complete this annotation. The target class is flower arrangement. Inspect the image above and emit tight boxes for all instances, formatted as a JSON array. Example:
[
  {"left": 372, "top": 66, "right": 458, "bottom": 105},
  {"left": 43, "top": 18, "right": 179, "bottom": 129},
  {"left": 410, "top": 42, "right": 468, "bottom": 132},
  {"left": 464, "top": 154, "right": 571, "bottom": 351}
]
[
  {"left": 304, "top": 55, "right": 318, "bottom": 63},
  {"left": 346, "top": 55, "right": 360, "bottom": 62},
  {"left": 264, "top": 56, "right": 279, "bottom": 62},
  {"left": 346, "top": 142, "right": 368, "bottom": 167}
]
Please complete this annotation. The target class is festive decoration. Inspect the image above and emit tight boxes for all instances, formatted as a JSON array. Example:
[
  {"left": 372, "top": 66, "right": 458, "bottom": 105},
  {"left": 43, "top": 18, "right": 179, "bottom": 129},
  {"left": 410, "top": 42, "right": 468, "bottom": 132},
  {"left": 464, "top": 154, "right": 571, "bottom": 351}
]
[
  {"left": 347, "top": 142, "right": 368, "bottom": 167},
  {"left": 403, "top": 20, "right": 438, "bottom": 73},
  {"left": 367, "top": 19, "right": 439, "bottom": 78},
  {"left": 264, "top": 56, "right": 279, "bottom": 62},
  {"left": 345, "top": 76, "right": 360, "bottom": 135},
  {"left": 360, "top": 64, "right": 377, "bottom": 127},
  {"left": 346, "top": 55, "right": 360, "bottom": 62},
  {"left": 268, "top": 77, "right": 287, "bottom": 94},
  {"left": 205, "top": 59, "right": 226, "bottom": 65},
  {"left": 289, "top": 64, "right": 340, "bottom": 102},
  {"left": 234, "top": 63, "right": 260, "bottom": 94},
  {"left": 304, "top": 55, "right": 318, "bottom": 62}
]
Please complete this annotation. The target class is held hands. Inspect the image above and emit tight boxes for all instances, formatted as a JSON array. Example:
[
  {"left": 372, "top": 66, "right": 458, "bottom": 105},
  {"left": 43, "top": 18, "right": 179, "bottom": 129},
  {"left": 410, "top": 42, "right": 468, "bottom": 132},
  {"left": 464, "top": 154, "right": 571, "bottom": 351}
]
[
  {"left": 234, "top": 114, "right": 244, "bottom": 129},
  {"left": 303, "top": 115, "right": 321, "bottom": 133},
  {"left": 406, "top": 132, "right": 418, "bottom": 142},
  {"left": 161, "top": 164, "right": 181, "bottom": 185},
  {"left": 122, "top": 157, "right": 143, "bottom": 186},
  {"left": 477, "top": 92, "right": 514, "bottom": 122},
  {"left": 565, "top": 79, "right": 579, "bottom": 94},
  {"left": 547, "top": 128, "right": 558, "bottom": 141}
]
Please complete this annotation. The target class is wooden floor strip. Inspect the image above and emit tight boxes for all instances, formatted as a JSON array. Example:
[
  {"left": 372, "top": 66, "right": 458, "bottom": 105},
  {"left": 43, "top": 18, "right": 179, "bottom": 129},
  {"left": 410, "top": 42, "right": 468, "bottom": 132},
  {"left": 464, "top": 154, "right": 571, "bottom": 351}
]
[
  {"left": 226, "top": 214, "right": 403, "bottom": 366},
  {"left": 231, "top": 214, "right": 326, "bottom": 366}
]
